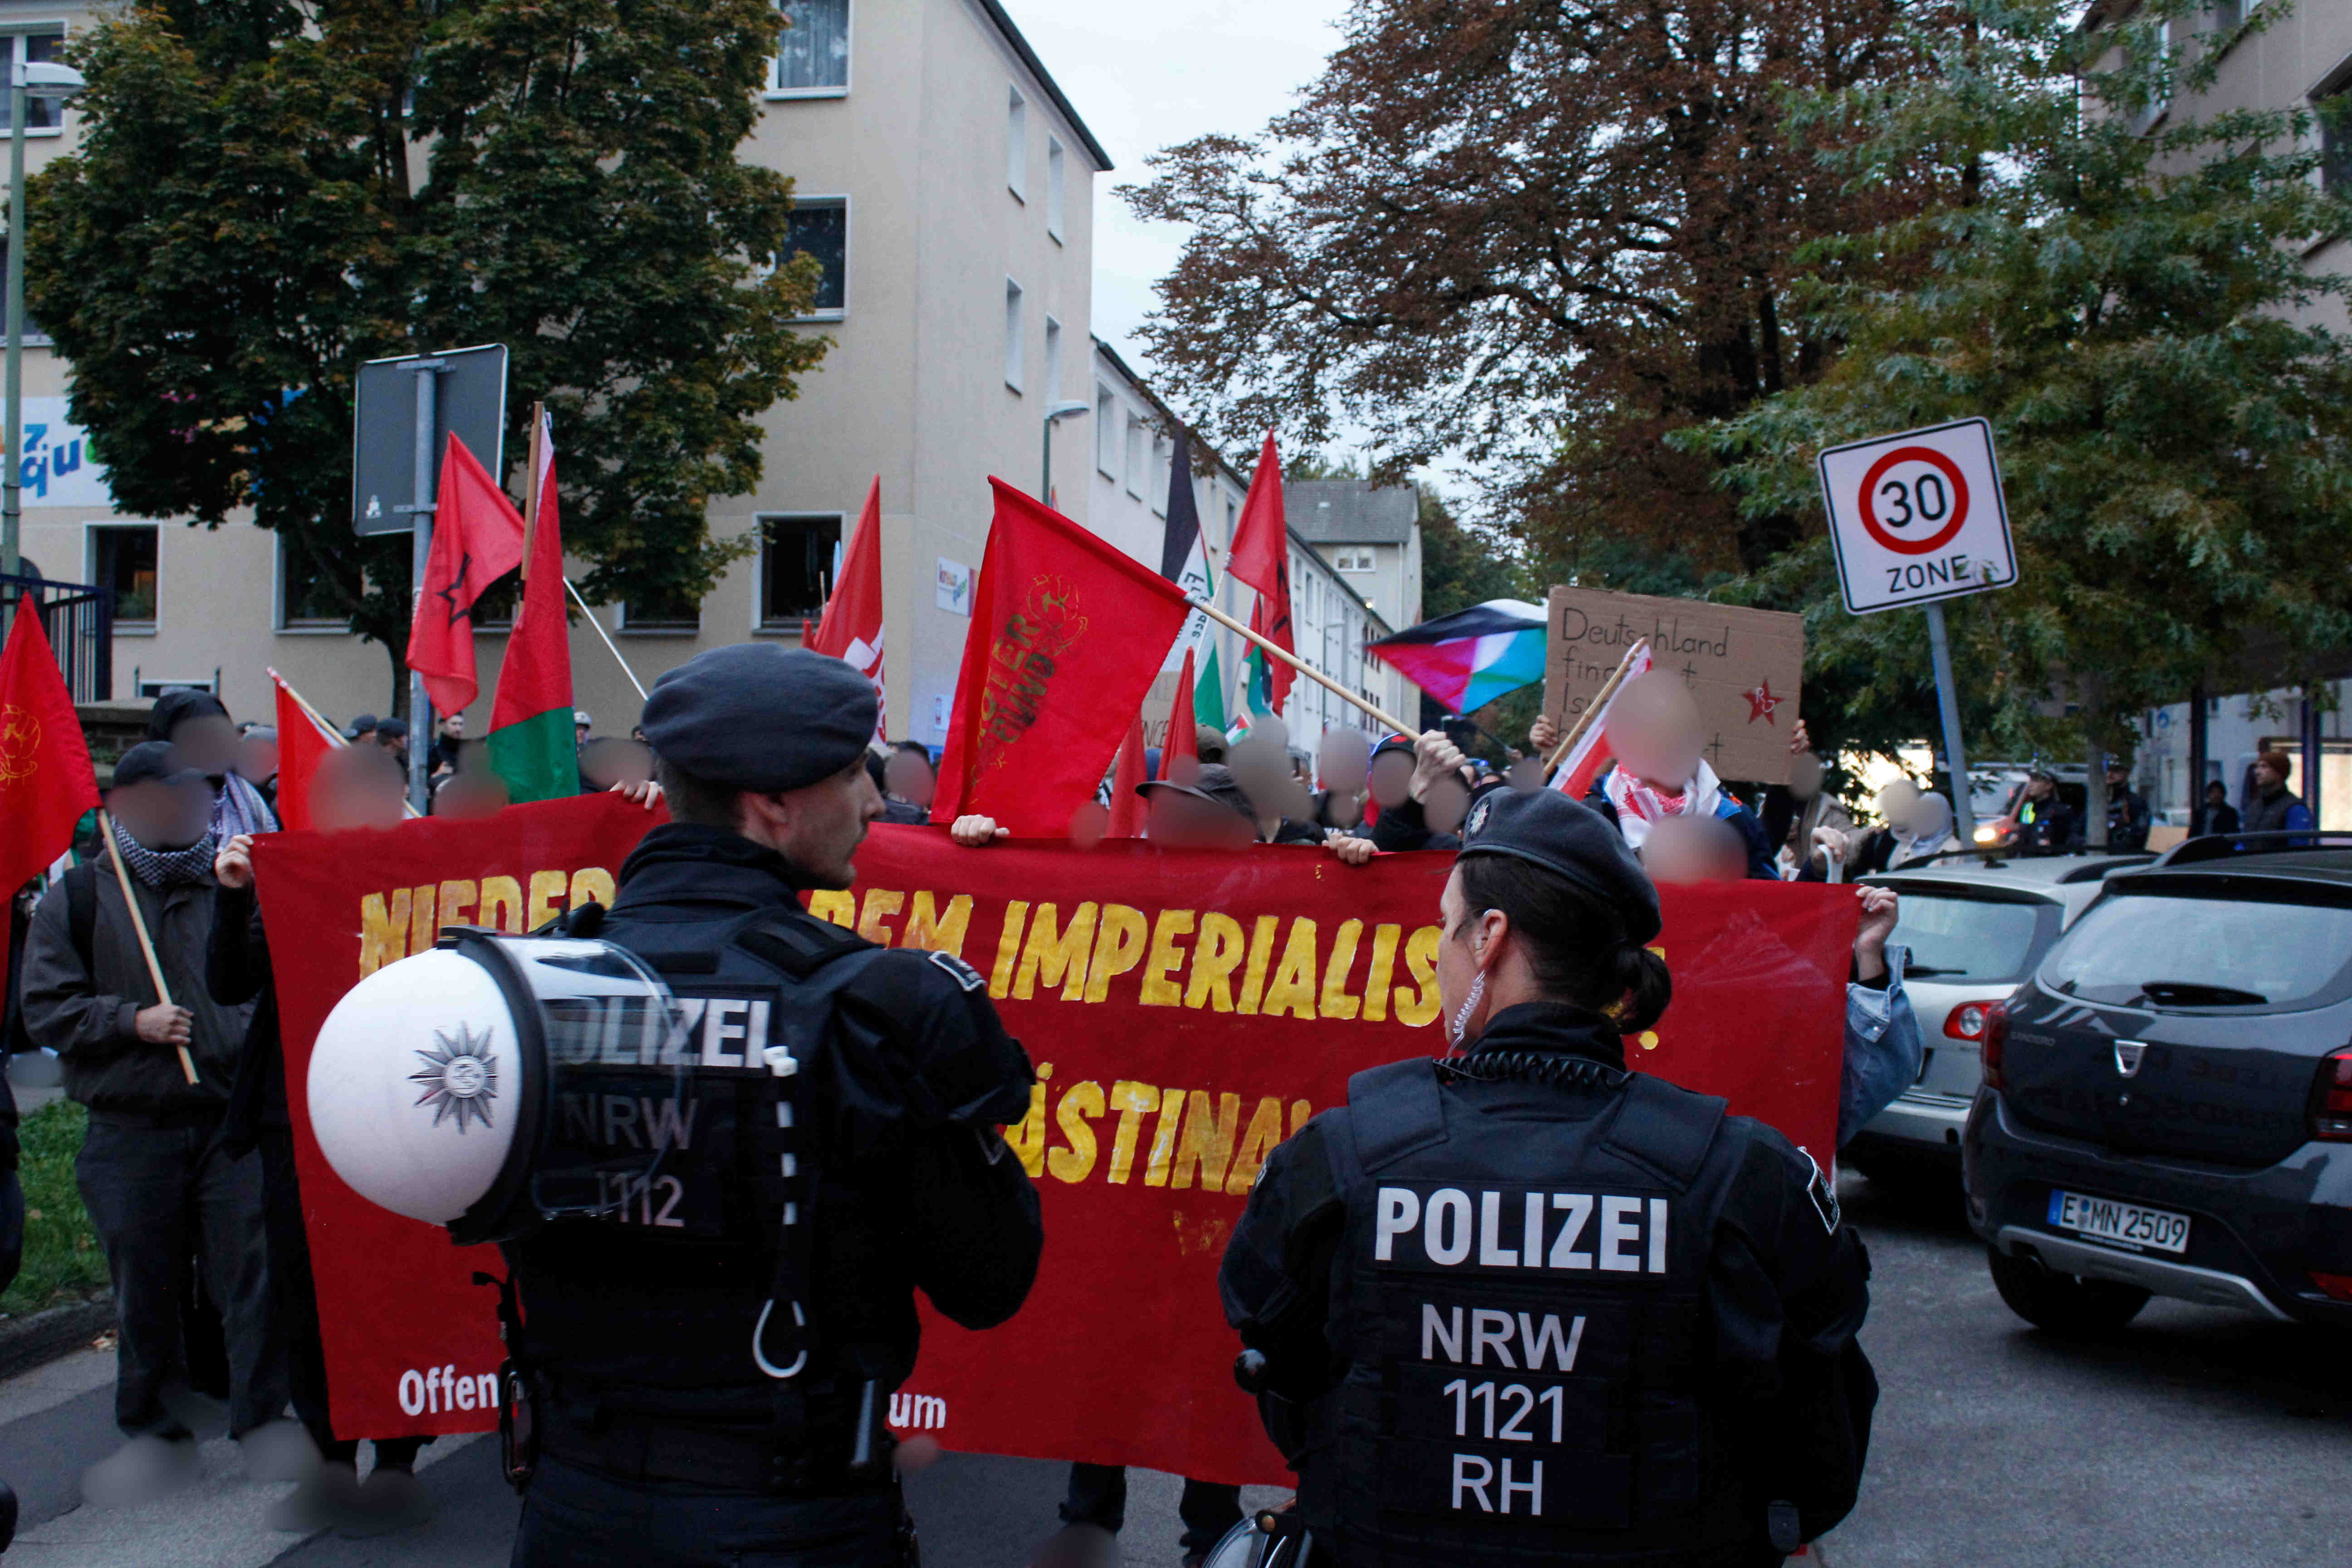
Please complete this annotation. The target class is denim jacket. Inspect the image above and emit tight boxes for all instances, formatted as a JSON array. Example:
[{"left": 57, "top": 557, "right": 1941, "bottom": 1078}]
[{"left": 1841, "top": 944, "right": 1922, "bottom": 1150}]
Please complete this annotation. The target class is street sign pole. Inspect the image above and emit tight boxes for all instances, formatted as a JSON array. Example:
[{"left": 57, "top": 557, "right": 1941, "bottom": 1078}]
[
  {"left": 1924, "top": 600, "right": 1975, "bottom": 845},
  {"left": 402, "top": 359, "right": 444, "bottom": 816}
]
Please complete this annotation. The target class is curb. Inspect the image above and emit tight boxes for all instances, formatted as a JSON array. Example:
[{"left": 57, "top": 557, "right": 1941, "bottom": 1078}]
[{"left": 0, "top": 1293, "right": 113, "bottom": 1382}]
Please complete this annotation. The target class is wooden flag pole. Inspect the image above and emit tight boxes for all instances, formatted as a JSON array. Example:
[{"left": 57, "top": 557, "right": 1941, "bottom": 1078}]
[
  {"left": 1189, "top": 595, "right": 1421, "bottom": 740},
  {"left": 267, "top": 667, "right": 423, "bottom": 818},
  {"left": 520, "top": 402, "right": 545, "bottom": 581},
  {"left": 1544, "top": 638, "right": 1650, "bottom": 774},
  {"left": 96, "top": 810, "right": 199, "bottom": 1086}
]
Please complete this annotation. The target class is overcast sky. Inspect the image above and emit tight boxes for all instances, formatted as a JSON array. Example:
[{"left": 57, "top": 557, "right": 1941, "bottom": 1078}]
[{"left": 999, "top": 0, "right": 1353, "bottom": 387}]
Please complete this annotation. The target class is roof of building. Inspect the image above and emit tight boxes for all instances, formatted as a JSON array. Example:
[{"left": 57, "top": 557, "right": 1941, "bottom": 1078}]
[
  {"left": 1284, "top": 480, "right": 1418, "bottom": 544},
  {"left": 973, "top": 0, "right": 1113, "bottom": 172}
]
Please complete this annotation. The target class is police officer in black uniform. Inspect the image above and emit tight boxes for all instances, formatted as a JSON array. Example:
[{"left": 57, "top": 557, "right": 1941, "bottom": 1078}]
[
  {"left": 504, "top": 644, "right": 1044, "bottom": 1568},
  {"left": 1220, "top": 788, "right": 1874, "bottom": 1567}
]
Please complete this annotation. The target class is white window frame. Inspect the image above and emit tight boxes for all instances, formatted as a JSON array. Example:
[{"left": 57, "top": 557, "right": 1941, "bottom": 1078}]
[
  {"left": 1124, "top": 415, "right": 1144, "bottom": 498},
  {"left": 755, "top": 510, "right": 848, "bottom": 632},
  {"left": 1095, "top": 386, "right": 1117, "bottom": 478},
  {"left": 615, "top": 594, "right": 702, "bottom": 636},
  {"left": 0, "top": 24, "right": 69, "bottom": 140},
  {"left": 768, "top": 0, "right": 852, "bottom": 99},
  {"left": 1007, "top": 86, "right": 1027, "bottom": 201},
  {"left": 1004, "top": 278, "right": 1025, "bottom": 392},
  {"left": 273, "top": 533, "right": 349, "bottom": 633},
  {"left": 1148, "top": 433, "right": 1169, "bottom": 517},
  {"left": 85, "top": 520, "right": 160, "bottom": 634},
  {"left": 1044, "top": 316, "right": 1062, "bottom": 403},
  {"left": 1047, "top": 136, "right": 1066, "bottom": 241},
  {"left": 781, "top": 194, "right": 849, "bottom": 322}
]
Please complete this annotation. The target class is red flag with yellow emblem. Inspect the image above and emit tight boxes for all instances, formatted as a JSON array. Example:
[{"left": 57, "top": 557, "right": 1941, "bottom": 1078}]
[{"left": 0, "top": 603, "right": 98, "bottom": 895}]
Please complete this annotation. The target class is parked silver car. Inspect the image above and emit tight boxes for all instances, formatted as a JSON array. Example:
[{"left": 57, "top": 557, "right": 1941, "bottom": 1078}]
[{"left": 1847, "top": 852, "right": 2150, "bottom": 1178}]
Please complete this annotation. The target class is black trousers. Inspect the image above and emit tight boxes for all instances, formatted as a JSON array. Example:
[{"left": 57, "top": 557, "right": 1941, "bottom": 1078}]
[
  {"left": 258, "top": 1126, "right": 425, "bottom": 1469},
  {"left": 75, "top": 1113, "right": 284, "bottom": 1437},
  {"left": 1061, "top": 1462, "right": 1243, "bottom": 1556},
  {"left": 0, "top": 1168, "right": 22, "bottom": 1297},
  {"left": 511, "top": 1455, "right": 909, "bottom": 1568}
]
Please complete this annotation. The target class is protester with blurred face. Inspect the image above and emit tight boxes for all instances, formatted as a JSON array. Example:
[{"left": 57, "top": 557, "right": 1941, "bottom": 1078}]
[
  {"left": 372, "top": 717, "right": 410, "bottom": 772},
  {"left": 1312, "top": 727, "right": 1372, "bottom": 832},
  {"left": 1368, "top": 730, "right": 1485, "bottom": 853},
  {"left": 1581, "top": 671, "right": 1777, "bottom": 878},
  {"left": 431, "top": 770, "right": 510, "bottom": 821},
  {"left": 578, "top": 736, "right": 656, "bottom": 795},
  {"left": 881, "top": 741, "right": 937, "bottom": 824},
  {"left": 1226, "top": 735, "right": 1330, "bottom": 846},
  {"left": 147, "top": 689, "right": 277, "bottom": 839},
  {"left": 237, "top": 726, "right": 280, "bottom": 810},
  {"left": 18, "top": 742, "right": 294, "bottom": 1505}
]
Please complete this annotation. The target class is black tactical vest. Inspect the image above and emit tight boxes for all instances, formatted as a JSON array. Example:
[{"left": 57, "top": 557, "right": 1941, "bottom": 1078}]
[{"left": 1301, "top": 1057, "right": 1760, "bottom": 1568}]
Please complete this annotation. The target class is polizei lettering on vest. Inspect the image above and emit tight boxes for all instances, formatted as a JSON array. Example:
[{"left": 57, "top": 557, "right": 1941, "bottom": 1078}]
[{"left": 1374, "top": 1186, "right": 1671, "bottom": 1274}]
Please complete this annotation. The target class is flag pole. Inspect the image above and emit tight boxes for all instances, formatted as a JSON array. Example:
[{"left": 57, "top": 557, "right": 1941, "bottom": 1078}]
[
  {"left": 520, "top": 401, "right": 544, "bottom": 580},
  {"left": 1543, "top": 638, "right": 1650, "bottom": 773},
  {"left": 563, "top": 578, "right": 649, "bottom": 703},
  {"left": 97, "top": 810, "right": 199, "bottom": 1086},
  {"left": 1188, "top": 595, "right": 1420, "bottom": 739},
  {"left": 268, "top": 668, "right": 424, "bottom": 818}
]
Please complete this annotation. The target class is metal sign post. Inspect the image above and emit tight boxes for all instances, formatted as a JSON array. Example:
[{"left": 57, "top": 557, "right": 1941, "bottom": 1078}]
[
  {"left": 1923, "top": 602, "right": 1974, "bottom": 844},
  {"left": 403, "top": 359, "right": 442, "bottom": 816}
]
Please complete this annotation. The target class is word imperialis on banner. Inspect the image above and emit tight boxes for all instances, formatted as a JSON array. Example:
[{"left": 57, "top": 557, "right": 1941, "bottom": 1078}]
[{"left": 258, "top": 810, "right": 1857, "bottom": 1484}]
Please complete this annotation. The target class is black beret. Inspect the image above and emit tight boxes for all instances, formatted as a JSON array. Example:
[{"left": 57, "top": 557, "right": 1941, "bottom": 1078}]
[
  {"left": 640, "top": 644, "right": 878, "bottom": 793},
  {"left": 1457, "top": 787, "right": 1662, "bottom": 945},
  {"left": 146, "top": 688, "right": 229, "bottom": 741}
]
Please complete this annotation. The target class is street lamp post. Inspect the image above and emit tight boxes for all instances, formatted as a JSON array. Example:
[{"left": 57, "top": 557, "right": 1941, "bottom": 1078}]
[
  {"left": 1040, "top": 399, "right": 1089, "bottom": 506},
  {"left": 0, "top": 57, "right": 85, "bottom": 592}
]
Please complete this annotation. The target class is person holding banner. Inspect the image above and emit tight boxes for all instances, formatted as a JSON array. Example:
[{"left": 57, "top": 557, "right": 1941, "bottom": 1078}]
[{"left": 1220, "top": 788, "right": 1875, "bottom": 1566}]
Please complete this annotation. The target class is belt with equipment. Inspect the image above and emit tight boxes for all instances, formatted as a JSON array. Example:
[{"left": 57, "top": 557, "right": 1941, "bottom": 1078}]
[{"left": 536, "top": 1403, "right": 885, "bottom": 1496}]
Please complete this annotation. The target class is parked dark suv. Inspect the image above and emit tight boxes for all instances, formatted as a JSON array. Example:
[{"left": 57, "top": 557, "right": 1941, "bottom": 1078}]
[{"left": 1965, "top": 833, "right": 2352, "bottom": 1333}]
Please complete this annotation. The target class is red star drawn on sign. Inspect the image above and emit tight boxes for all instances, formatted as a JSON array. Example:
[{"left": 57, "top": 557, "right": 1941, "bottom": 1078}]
[{"left": 1745, "top": 680, "right": 1782, "bottom": 725}]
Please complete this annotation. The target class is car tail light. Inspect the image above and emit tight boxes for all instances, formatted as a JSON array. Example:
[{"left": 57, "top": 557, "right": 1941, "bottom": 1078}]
[
  {"left": 2311, "top": 1272, "right": 2352, "bottom": 1303},
  {"left": 2310, "top": 1049, "right": 2352, "bottom": 1142},
  {"left": 1981, "top": 1001, "right": 2009, "bottom": 1089},
  {"left": 1944, "top": 1003, "right": 1988, "bottom": 1042}
]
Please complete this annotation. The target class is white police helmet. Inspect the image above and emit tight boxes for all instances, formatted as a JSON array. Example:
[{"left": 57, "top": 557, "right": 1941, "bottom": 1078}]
[{"left": 308, "top": 930, "right": 691, "bottom": 1245}]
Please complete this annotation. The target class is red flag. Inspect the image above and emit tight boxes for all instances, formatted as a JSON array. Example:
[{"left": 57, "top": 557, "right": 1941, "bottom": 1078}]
[
  {"left": 1227, "top": 435, "right": 1296, "bottom": 711},
  {"left": 272, "top": 675, "right": 341, "bottom": 832},
  {"left": 485, "top": 412, "right": 579, "bottom": 804},
  {"left": 1105, "top": 716, "right": 1147, "bottom": 838},
  {"left": 1552, "top": 643, "right": 1656, "bottom": 799},
  {"left": 807, "top": 476, "right": 886, "bottom": 739},
  {"left": 1165, "top": 648, "right": 1199, "bottom": 773},
  {"left": 0, "top": 604, "right": 98, "bottom": 896},
  {"left": 407, "top": 433, "right": 525, "bottom": 718},
  {"left": 932, "top": 480, "right": 1193, "bottom": 835}
]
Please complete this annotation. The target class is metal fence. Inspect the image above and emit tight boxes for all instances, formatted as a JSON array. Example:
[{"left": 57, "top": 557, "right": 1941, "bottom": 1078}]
[{"left": 1, "top": 572, "right": 115, "bottom": 701}]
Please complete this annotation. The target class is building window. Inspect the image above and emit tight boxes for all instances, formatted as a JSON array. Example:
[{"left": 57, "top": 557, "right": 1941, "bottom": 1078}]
[
  {"left": 784, "top": 197, "right": 847, "bottom": 317},
  {"left": 758, "top": 513, "right": 844, "bottom": 629},
  {"left": 1007, "top": 87, "right": 1027, "bottom": 200},
  {"left": 1004, "top": 279, "right": 1025, "bottom": 391},
  {"left": 90, "top": 523, "right": 157, "bottom": 626},
  {"left": 1044, "top": 316, "right": 1062, "bottom": 403},
  {"left": 619, "top": 587, "right": 701, "bottom": 634},
  {"left": 1, "top": 29, "right": 65, "bottom": 134},
  {"left": 1047, "top": 137, "right": 1066, "bottom": 240},
  {"left": 1148, "top": 433, "right": 1169, "bottom": 516},
  {"left": 1095, "top": 387, "right": 1117, "bottom": 477},
  {"left": 773, "top": 0, "right": 849, "bottom": 94},
  {"left": 1125, "top": 416, "right": 1143, "bottom": 497},
  {"left": 1334, "top": 547, "right": 1375, "bottom": 573},
  {"left": 275, "top": 535, "right": 346, "bottom": 630},
  {"left": 2322, "top": 84, "right": 2352, "bottom": 193}
]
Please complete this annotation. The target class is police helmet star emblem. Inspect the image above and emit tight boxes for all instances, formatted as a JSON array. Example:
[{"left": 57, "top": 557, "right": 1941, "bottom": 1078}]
[
  {"left": 1466, "top": 797, "right": 1492, "bottom": 838},
  {"left": 410, "top": 1023, "right": 499, "bottom": 1132}
]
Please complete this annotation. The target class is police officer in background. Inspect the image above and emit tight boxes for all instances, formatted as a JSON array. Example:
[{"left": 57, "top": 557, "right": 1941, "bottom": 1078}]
[
  {"left": 505, "top": 644, "right": 1044, "bottom": 1568},
  {"left": 1220, "top": 789, "right": 1874, "bottom": 1567}
]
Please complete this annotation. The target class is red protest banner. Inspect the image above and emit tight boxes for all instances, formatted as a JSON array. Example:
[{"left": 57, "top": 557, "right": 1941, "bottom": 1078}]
[{"left": 258, "top": 813, "right": 1857, "bottom": 1471}]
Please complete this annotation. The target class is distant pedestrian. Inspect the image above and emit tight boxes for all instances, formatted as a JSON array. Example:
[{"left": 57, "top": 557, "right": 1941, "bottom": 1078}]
[
  {"left": 2104, "top": 761, "right": 2151, "bottom": 852},
  {"left": 573, "top": 708, "right": 593, "bottom": 746},
  {"left": 2013, "top": 769, "right": 2080, "bottom": 853},
  {"left": 2192, "top": 779, "right": 2240, "bottom": 838},
  {"left": 428, "top": 711, "right": 466, "bottom": 776},
  {"left": 2242, "top": 750, "right": 2313, "bottom": 838}
]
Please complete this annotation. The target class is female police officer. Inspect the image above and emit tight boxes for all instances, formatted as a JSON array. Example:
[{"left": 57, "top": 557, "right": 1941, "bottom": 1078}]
[{"left": 1218, "top": 787, "right": 1875, "bottom": 1568}]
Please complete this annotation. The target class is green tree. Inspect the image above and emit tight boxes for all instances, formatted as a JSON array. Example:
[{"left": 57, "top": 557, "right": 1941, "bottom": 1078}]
[
  {"left": 30, "top": 0, "right": 828, "bottom": 701},
  {"left": 1690, "top": 0, "right": 2352, "bottom": 797}
]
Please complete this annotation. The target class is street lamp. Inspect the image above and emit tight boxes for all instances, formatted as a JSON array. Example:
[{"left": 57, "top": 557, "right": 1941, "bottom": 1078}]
[
  {"left": 0, "top": 57, "right": 85, "bottom": 587},
  {"left": 1040, "top": 399, "right": 1089, "bottom": 507}
]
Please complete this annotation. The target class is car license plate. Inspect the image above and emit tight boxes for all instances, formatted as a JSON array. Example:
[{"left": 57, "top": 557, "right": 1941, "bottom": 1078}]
[{"left": 2046, "top": 1189, "right": 2190, "bottom": 1254}]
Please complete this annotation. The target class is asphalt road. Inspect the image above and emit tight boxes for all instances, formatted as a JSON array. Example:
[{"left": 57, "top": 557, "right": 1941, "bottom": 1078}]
[{"left": 5, "top": 1168, "right": 2349, "bottom": 1567}]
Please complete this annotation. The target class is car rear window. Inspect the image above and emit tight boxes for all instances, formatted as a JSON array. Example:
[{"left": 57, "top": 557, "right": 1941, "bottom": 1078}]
[
  {"left": 2039, "top": 889, "right": 2352, "bottom": 1009},
  {"left": 1887, "top": 894, "right": 2056, "bottom": 985}
]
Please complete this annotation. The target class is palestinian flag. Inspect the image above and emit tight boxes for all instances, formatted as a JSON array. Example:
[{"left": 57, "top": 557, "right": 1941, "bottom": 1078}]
[
  {"left": 487, "top": 411, "right": 578, "bottom": 804},
  {"left": 1367, "top": 599, "right": 1547, "bottom": 715}
]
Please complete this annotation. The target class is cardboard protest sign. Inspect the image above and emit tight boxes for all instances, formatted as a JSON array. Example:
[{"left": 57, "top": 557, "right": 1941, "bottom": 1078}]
[
  {"left": 1545, "top": 587, "right": 1806, "bottom": 787},
  {"left": 259, "top": 812, "right": 1857, "bottom": 1480}
]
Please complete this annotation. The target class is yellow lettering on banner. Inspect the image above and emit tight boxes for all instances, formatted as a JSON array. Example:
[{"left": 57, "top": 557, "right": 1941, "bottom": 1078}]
[
  {"left": 1225, "top": 1097, "right": 1289, "bottom": 1194},
  {"left": 1048, "top": 1080, "right": 1104, "bottom": 1183},
  {"left": 989, "top": 902, "right": 1030, "bottom": 997},
  {"left": 434, "top": 879, "right": 476, "bottom": 931},
  {"left": 1171, "top": 1090, "right": 1242, "bottom": 1191},
  {"left": 1084, "top": 905, "right": 1149, "bottom": 1003},
  {"left": 1137, "top": 910, "right": 1196, "bottom": 1007},
  {"left": 807, "top": 890, "right": 856, "bottom": 928},
  {"left": 1319, "top": 919, "right": 1365, "bottom": 1021},
  {"left": 1290, "top": 1098, "right": 1314, "bottom": 1137},
  {"left": 569, "top": 867, "right": 616, "bottom": 911},
  {"left": 1005, "top": 1062, "right": 1053, "bottom": 1177},
  {"left": 1015, "top": 902, "right": 1098, "bottom": 1001},
  {"left": 478, "top": 876, "right": 524, "bottom": 933},
  {"left": 1262, "top": 919, "right": 1319, "bottom": 1019},
  {"left": 857, "top": 889, "right": 906, "bottom": 946},
  {"left": 1361, "top": 924, "right": 1401, "bottom": 1023},
  {"left": 358, "top": 889, "right": 412, "bottom": 977},
  {"left": 1143, "top": 1086, "right": 1187, "bottom": 1187},
  {"left": 527, "top": 869, "right": 569, "bottom": 931},
  {"left": 1185, "top": 913, "right": 1246, "bottom": 1011},
  {"left": 1394, "top": 925, "right": 1442, "bottom": 1027},
  {"left": 904, "top": 892, "right": 973, "bottom": 958},
  {"left": 1237, "top": 915, "right": 1281, "bottom": 1015},
  {"left": 408, "top": 885, "right": 439, "bottom": 956},
  {"left": 1105, "top": 1082, "right": 1161, "bottom": 1184}
]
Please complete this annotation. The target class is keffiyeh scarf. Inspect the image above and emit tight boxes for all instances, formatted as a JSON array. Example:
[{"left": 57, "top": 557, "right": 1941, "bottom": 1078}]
[
  {"left": 1600, "top": 760, "right": 1726, "bottom": 851},
  {"left": 113, "top": 820, "right": 220, "bottom": 888},
  {"left": 210, "top": 771, "right": 279, "bottom": 839}
]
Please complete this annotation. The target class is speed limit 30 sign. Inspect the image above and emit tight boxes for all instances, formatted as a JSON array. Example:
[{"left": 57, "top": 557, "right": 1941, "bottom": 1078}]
[{"left": 1817, "top": 417, "right": 2017, "bottom": 615}]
